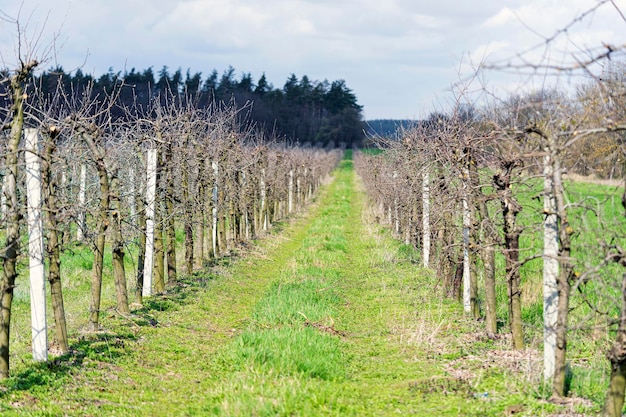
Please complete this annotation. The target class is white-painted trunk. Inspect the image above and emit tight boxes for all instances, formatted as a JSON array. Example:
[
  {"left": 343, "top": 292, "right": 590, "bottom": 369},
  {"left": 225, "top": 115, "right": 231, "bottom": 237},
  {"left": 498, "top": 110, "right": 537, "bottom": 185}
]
[
  {"left": 142, "top": 149, "right": 157, "bottom": 297},
  {"left": 543, "top": 154, "right": 559, "bottom": 380},
  {"left": 422, "top": 170, "right": 430, "bottom": 268},
  {"left": 77, "top": 164, "right": 87, "bottom": 242},
  {"left": 462, "top": 179, "right": 471, "bottom": 314},
  {"left": 260, "top": 168, "right": 267, "bottom": 231},
  {"left": 288, "top": 169, "right": 294, "bottom": 213},
  {"left": 212, "top": 161, "right": 219, "bottom": 256},
  {"left": 24, "top": 128, "right": 47, "bottom": 362},
  {"left": 393, "top": 171, "right": 399, "bottom": 234}
]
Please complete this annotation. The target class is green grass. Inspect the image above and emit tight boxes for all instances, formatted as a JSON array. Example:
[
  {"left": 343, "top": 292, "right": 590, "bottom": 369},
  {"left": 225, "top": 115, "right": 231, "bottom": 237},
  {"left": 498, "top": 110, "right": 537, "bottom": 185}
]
[{"left": 0, "top": 155, "right": 604, "bottom": 415}]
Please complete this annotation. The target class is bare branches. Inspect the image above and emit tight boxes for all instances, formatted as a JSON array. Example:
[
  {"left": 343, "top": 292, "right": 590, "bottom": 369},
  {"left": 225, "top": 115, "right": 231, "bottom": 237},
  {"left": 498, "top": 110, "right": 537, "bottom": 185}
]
[
  {"left": 482, "top": 0, "right": 626, "bottom": 80},
  {"left": 0, "top": 6, "right": 56, "bottom": 78}
]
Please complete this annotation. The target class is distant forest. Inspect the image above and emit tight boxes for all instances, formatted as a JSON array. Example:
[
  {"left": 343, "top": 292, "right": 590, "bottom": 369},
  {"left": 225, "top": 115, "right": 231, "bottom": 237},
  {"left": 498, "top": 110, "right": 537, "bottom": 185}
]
[
  {"left": 26, "top": 65, "right": 366, "bottom": 148},
  {"left": 364, "top": 119, "right": 416, "bottom": 139}
]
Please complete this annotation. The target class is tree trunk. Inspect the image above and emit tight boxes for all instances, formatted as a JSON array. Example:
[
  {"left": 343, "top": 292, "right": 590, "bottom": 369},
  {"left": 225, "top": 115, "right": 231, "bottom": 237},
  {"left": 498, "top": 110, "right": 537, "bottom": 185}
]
[
  {"left": 212, "top": 161, "right": 219, "bottom": 257},
  {"left": 461, "top": 193, "right": 472, "bottom": 313},
  {"left": 452, "top": 259, "right": 463, "bottom": 301},
  {"left": 24, "top": 128, "right": 48, "bottom": 362},
  {"left": 203, "top": 159, "right": 212, "bottom": 260},
  {"left": 110, "top": 169, "right": 129, "bottom": 314},
  {"left": 602, "top": 174, "right": 626, "bottom": 416},
  {"left": 296, "top": 170, "right": 301, "bottom": 210},
  {"left": 468, "top": 157, "right": 497, "bottom": 336},
  {"left": 228, "top": 198, "right": 236, "bottom": 246},
  {"left": 90, "top": 238, "right": 107, "bottom": 329},
  {"left": 494, "top": 162, "right": 524, "bottom": 350},
  {"left": 393, "top": 171, "right": 400, "bottom": 235},
  {"left": 0, "top": 63, "right": 34, "bottom": 378},
  {"left": 260, "top": 168, "right": 267, "bottom": 231},
  {"left": 253, "top": 201, "right": 259, "bottom": 238},
  {"left": 142, "top": 148, "right": 158, "bottom": 298},
  {"left": 194, "top": 157, "right": 206, "bottom": 268},
  {"left": 127, "top": 167, "right": 136, "bottom": 228},
  {"left": 154, "top": 201, "right": 165, "bottom": 293},
  {"left": 41, "top": 127, "right": 69, "bottom": 353},
  {"left": 503, "top": 205, "right": 524, "bottom": 350},
  {"left": 461, "top": 168, "right": 477, "bottom": 316},
  {"left": 404, "top": 203, "right": 412, "bottom": 246},
  {"left": 220, "top": 209, "right": 227, "bottom": 252},
  {"left": 288, "top": 169, "right": 294, "bottom": 213},
  {"left": 544, "top": 153, "right": 559, "bottom": 382},
  {"left": 181, "top": 152, "right": 193, "bottom": 274},
  {"left": 603, "top": 272, "right": 626, "bottom": 416},
  {"left": 153, "top": 147, "right": 166, "bottom": 293},
  {"left": 77, "top": 164, "right": 87, "bottom": 242},
  {"left": 422, "top": 169, "right": 431, "bottom": 268},
  {"left": 551, "top": 146, "right": 574, "bottom": 398},
  {"left": 163, "top": 141, "right": 177, "bottom": 285},
  {"left": 82, "top": 131, "right": 110, "bottom": 331},
  {"left": 482, "top": 241, "right": 497, "bottom": 336},
  {"left": 440, "top": 210, "right": 459, "bottom": 299},
  {"left": 135, "top": 173, "right": 146, "bottom": 304},
  {"left": 469, "top": 166, "right": 497, "bottom": 335}
]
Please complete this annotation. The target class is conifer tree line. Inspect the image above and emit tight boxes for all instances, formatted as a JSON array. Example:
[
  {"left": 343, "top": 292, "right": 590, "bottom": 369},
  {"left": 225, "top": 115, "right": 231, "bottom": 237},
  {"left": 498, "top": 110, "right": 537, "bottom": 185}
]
[
  {"left": 15, "top": 64, "right": 365, "bottom": 148},
  {"left": 355, "top": 63, "right": 626, "bottom": 413},
  {"left": 0, "top": 55, "right": 343, "bottom": 380}
]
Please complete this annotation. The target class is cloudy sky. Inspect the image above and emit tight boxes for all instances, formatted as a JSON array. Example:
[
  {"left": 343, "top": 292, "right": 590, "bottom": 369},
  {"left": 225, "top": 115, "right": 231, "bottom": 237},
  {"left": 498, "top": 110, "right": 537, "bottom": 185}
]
[{"left": 1, "top": 0, "right": 625, "bottom": 119}]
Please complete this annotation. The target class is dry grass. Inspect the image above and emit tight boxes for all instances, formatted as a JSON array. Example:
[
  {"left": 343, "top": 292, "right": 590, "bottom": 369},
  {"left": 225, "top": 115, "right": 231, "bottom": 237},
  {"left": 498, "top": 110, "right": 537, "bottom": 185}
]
[{"left": 564, "top": 173, "right": 623, "bottom": 187}]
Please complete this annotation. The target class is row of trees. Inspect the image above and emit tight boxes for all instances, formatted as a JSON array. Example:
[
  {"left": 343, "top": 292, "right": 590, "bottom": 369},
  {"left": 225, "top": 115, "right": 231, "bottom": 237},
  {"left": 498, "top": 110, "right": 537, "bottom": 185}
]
[
  {"left": 355, "top": 62, "right": 626, "bottom": 415},
  {"left": 27, "top": 65, "right": 365, "bottom": 148},
  {"left": 0, "top": 54, "right": 342, "bottom": 379}
]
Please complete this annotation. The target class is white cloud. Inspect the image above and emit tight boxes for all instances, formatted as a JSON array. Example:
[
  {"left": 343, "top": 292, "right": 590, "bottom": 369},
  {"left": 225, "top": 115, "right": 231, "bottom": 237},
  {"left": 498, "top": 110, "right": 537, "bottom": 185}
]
[
  {"left": 1, "top": 0, "right": 626, "bottom": 119},
  {"left": 483, "top": 7, "right": 516, "bottom": 28}
]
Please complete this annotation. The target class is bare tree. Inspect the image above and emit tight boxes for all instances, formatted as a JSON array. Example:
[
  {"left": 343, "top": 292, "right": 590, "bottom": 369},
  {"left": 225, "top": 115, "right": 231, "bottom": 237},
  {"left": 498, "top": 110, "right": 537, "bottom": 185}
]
[{"left": 40, "top": 124, "right": 69, "bottom": 353}]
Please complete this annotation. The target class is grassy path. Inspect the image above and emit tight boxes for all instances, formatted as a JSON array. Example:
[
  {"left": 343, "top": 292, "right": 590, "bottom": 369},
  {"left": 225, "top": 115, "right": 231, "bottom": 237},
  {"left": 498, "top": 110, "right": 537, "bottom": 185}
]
[{"left": 1, "top": 156, "right": 576, "bottom": 416}]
